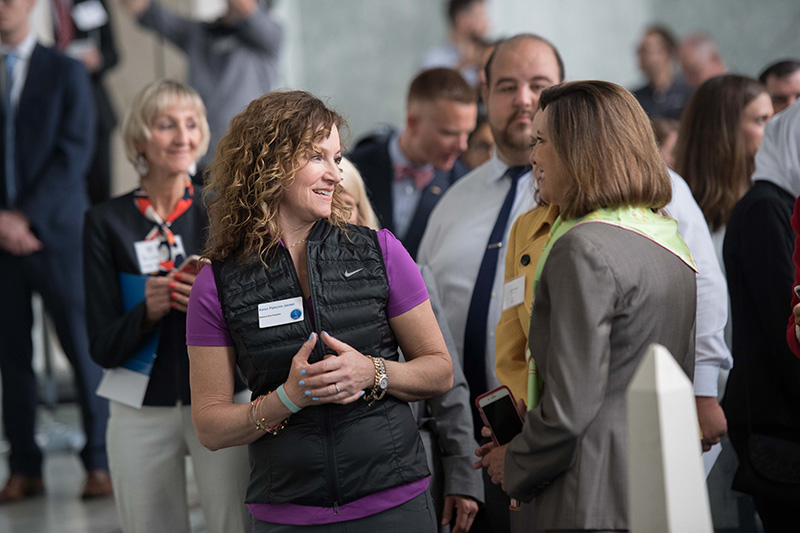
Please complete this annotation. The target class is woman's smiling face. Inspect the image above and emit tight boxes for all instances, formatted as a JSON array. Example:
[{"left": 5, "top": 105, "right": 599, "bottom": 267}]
[{"left": 281, "top": 124, "right": 343, "bottom": 225}]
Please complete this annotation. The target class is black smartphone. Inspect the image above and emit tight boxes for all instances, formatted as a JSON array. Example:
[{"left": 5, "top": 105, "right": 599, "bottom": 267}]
[{"left": 475, "top": 385, "right": 524, "bottom": 446}]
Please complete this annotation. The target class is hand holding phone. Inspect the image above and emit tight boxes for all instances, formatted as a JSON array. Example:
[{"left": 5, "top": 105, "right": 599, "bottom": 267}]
[
  {"left": 475, "top": 385, "right": 524, "bottom": 446},
  {"left": 176, "top": 254, "right": 202, "bottom": 275}
]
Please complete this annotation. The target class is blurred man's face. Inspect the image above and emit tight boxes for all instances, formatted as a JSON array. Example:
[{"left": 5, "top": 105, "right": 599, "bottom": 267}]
[
  {"left": 0, "top": 0, "right": 35, "bottom": 39},
  {"left": 637, "top": 32, "right": 671, "bottom": 79},
  {"left": 461, "top": 121, "right": 494, "bottom": 169},
  {"left": 680, "top": 44, "right": 725, "bottom": 88},
  {"left": 765, "top": 70, "right": 800, "bottom": 114},
  {"left": 482, "top": 39, "right": 561, "bottom": 163},
  {"left": 457, "top": 1, "right": 489, "bottom": 41},
  {"left": 407, "top": 98, "right": 477, "bottom": 170}
]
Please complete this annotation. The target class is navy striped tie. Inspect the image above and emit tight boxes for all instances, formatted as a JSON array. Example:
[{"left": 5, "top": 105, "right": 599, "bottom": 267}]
[{"left": 463, "top": 164, "right": 531, "bottom": 439}]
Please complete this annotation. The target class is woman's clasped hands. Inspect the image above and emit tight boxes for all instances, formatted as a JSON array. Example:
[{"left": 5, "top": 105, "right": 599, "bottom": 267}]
[{"left": 284, "top": 331, "right": 377, "bottom": 408}]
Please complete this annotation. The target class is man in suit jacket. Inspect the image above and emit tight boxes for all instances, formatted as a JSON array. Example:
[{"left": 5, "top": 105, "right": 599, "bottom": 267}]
[
  {"left": 349, "top": 68, "right": 476, "bottom": 259},
  {"left": 51, "top": 0, "right": 119, "bottom": 205},
  {"left": 0, "top": 0, "right": 110, "bottom": 502},
  {"left": 412, "top": 265, "right": 482, "bottom": 532}
]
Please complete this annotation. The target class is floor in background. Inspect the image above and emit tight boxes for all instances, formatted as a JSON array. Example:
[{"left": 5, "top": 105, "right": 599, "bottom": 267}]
[{"left": 0, "top": 403, "right": 207, "bottom": 533}]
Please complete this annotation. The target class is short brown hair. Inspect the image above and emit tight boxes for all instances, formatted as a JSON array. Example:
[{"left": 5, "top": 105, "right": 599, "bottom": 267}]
[
  {"left": 539, "top": 80, "right": 671, "bottom": 219},
  {"left": 204, "top": 91, "right": 348, "bottom": 265},
  {"left": 674, "top": 74, "right": 766, "bottom": 231},
  {"left": 408, "top": 68, "right": 476, "bottom": 106}
]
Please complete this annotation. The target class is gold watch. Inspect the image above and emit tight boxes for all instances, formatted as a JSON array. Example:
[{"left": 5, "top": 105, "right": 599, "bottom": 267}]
[{"left": 364, "top": 355, "right": 388, "bottom": 405}]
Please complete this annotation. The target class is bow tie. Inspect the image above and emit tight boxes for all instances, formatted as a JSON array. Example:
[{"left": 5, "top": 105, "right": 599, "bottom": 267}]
[{"left": 394, "top": 163, "right": 435, "bottom": 190}]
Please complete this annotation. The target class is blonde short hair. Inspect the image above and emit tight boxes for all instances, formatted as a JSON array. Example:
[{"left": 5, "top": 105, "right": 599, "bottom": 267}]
[
  {"left": 339, "top": 157, "right": 380, "bottom": 230},
  {"left": 121, "top": 79, "right": 210, "bottom": 167}
]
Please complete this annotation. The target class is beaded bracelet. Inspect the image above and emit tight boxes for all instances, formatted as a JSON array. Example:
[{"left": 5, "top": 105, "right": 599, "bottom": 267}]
[{"left": 250, "top": 391, "right": 289, "bottom": 435}]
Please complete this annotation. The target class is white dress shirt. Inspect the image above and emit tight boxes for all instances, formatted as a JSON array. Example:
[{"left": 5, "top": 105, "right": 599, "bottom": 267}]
[
  {"left": 1, "top": 31, "right": 37, "bottom": 107},
  {"left": 665, "top": 170, "right": 733, "bottom": 397},
  {"left": 418, "top": 153, "right": 536, "bottom": 391}
]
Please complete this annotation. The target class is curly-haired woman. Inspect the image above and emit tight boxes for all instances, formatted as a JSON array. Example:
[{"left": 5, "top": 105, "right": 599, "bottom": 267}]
[{"left": 186, "top": 91, "right": 453, "bottom": 532}]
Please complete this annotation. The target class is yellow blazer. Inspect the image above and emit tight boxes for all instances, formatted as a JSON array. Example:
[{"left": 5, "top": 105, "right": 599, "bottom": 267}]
[{"left": 494, "top": 204, "right": 559, "bottom": 401}]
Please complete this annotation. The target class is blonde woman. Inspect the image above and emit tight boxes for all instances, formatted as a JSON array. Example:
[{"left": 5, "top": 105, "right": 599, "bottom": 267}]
[{"left": 83, "top": 80, "right": 249, "bottom": 533}]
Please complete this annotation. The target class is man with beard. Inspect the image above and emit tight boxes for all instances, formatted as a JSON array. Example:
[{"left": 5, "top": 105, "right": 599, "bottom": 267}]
[{"left": 417, "top": 33, "right": 564, "bottom": 533}]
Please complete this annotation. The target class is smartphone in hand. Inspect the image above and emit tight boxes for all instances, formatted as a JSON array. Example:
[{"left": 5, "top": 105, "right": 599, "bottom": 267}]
[
  {"left": 176, "top": 254, "right": 202, "bottom": 275},
  {"left": 475, "top": 385, "right": 524, "bottom": 446}
]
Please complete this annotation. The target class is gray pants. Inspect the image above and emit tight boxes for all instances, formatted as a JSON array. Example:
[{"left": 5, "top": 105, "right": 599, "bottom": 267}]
[
  {"left": 108, "top": 400, "right": 250, "bottom": 533},
  {"left": 251, "top": 490, "right": 437, "bottom": 532}
]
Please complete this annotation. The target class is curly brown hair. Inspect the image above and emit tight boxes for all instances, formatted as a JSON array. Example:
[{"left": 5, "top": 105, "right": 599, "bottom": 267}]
[{"left": 204, "top": 91, "right": 349, "bottom": 265}]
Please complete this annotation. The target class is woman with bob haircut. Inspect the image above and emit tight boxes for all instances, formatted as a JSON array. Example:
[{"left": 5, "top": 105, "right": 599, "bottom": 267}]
[
  {"left": 83, "top": 79, "right": 250, "bottom": 533},
  {"left": 186, "top": 90, "right": 453, "bottom": 532},
  {"left": 476, "top": 81, "right": 697, "bottom": 531},
  {"left": 674, "top": 74, "right": 773, "bottom": 264}
]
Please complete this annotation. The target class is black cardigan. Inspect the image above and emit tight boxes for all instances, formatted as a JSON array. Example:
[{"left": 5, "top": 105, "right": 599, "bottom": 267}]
[{"left": 83, "top": 187, "right": 241, "bottom": 405}]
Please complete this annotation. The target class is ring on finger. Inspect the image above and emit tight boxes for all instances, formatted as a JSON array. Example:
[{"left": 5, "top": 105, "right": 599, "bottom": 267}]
[{"left": 335, "top": 383, "right": 341, "bottom": 394}]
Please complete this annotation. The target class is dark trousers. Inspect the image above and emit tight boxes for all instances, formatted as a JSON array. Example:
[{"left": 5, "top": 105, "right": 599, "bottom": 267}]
[
  {"left": 0, "top": 248, "right": 109, "bottom": 476},
  {"left": 251, "top": 490, "right": 437, "bottom": 532},
  {"left": 753, "top": 496, "right": 797, "bottom": 533},
  {"left": 86, "top": 131, "right": 111, "bottom": 206},
  {"left": 469, "top": 467, "right": 511, "bottom": 533}
]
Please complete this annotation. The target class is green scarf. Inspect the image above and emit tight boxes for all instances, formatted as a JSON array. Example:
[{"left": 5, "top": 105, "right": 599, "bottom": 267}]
[{"left": 525, "top": 206, "right": 697, "bottom": 408}]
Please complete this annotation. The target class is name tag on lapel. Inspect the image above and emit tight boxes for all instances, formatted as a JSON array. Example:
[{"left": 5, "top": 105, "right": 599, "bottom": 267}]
[
  {"left": 502, "top": 275, "right": 526, "bottom": 311},
  {"left": 258, "top": 297, "right": 304, "bottom": 328}
]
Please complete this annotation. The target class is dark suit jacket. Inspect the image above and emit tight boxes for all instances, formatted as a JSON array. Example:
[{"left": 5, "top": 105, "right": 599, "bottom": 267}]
[
  {"left": 409, "top": 265, "right": 483, "bottom": 517},
  {"left": 0, "top": 44, "right": 96, "bottom": 249},
  {"left": 68, "top": 0, "right": 118, "bottom": 134},
  {"left": 349, "top": 133, "right": 470, "bottom": 259}
]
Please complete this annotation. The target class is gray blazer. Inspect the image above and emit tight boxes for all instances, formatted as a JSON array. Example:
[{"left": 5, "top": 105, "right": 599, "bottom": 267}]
[
  {"left": 504, "top": 223, "right": 696, "bottom": 531},
  {"left": 407, "top": 266, "right": 484, "bottom": 523}
]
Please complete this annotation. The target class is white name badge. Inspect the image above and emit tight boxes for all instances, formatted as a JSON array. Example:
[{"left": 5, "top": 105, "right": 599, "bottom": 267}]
[
  {"left": 134, "top": 240, "right": 161, "bottom": 274},
  {"left": 258, "top": 297, "right": 304, "bottom": 328},
  {"left": 72, "top": 0, "right": 109, "bottom": 31},
  {"left": 502, "top": 275, "right": 526, "bottom": 311},
  {"left": 134, "top": 236, "right": 186, "bottom": 274}
]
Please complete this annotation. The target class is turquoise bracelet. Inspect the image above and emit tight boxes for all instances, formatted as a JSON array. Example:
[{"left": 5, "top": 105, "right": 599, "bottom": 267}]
[{"left": 277, "top": 384, "right": 302, "bottom": 414}]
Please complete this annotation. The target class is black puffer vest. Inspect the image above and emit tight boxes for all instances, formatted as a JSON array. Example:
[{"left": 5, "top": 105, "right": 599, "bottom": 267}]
[{"left": 212, "top": 220, "right": 429, "bottom": 507}]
